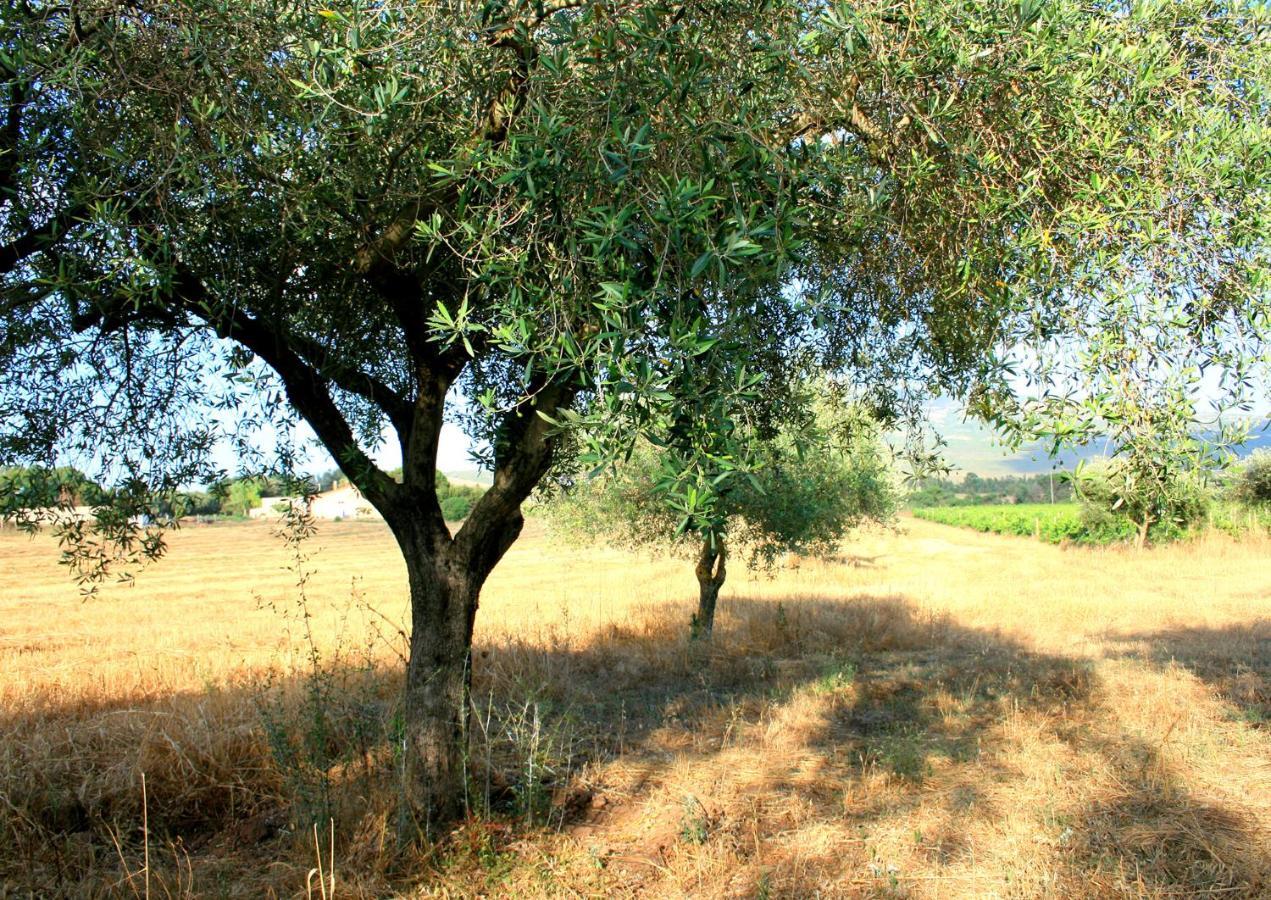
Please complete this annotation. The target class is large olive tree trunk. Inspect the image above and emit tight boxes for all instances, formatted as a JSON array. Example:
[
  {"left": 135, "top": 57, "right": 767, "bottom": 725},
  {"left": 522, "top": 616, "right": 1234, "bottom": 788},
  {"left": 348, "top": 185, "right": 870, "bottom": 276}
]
[
  {"left": 385, "top": 502, "right": 527, "bottom": 832},
  {"left": 371, "top": 380, "right": 565, "bottom": 835},
  {"left": 396, "top": 535, "right": 480, "bottom": 828},
  {"left": 692, "top": 537, "right": 727, "bottom": 640}
]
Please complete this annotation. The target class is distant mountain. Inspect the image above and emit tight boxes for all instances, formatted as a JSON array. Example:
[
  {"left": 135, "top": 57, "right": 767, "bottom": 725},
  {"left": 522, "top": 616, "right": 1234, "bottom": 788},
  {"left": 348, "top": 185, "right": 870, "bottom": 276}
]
[
  {"left": 442, "top": 467, "right": 493, "bottom": 487},
  {"left": 932, "top": 414, "right": 1271, "bottom": 478}
]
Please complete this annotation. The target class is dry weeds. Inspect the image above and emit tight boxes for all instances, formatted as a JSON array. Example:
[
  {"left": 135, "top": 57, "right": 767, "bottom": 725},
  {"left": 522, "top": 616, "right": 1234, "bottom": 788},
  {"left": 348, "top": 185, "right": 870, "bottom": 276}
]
[{"left": 0, "top": 516, "right": 1267, "bottom": 897}]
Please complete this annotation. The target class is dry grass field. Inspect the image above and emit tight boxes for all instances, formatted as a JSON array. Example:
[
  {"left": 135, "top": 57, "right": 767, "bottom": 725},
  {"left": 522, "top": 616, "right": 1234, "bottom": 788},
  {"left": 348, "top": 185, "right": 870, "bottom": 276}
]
[{"left": 1, "top": 515, "right": 1268, "bottom": 898}]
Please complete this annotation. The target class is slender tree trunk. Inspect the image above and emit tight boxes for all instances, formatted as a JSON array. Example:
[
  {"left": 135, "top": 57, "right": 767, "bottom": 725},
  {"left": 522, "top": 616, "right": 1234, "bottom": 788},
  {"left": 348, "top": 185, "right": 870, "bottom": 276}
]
[
  {"left": 692, "top": 537, "right": 727, "bottom": 640},
  {"left": 1135, "top": 515, "right": 1152, "bottom": 549}
]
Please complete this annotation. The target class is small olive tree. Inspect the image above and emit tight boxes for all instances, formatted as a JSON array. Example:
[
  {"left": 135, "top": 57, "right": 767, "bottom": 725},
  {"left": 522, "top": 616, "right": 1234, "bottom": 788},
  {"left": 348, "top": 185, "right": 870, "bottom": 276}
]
[
  {"left": 1006, "top": 283, "right": 1263, "bottom": 547},
  {"left": 545, "top": 403, "right": 896, "bottom": 639},
  {"left": 1073, "top": 459, "right": 1209, "bottom": 547},
  {"left": 1066, "top": 352, "right": 1219, "bottom": 546},
  {"left": 1230, "top": 450, "right": 1271, "bottom": 508}
]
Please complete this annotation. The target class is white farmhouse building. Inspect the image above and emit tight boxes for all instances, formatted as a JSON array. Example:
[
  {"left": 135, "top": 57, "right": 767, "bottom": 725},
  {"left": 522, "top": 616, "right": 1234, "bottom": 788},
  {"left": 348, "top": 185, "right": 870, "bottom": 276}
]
[
  {"left": 249, "top": 484, "right": 381, "bottom": 521},
  {"left": 310, "top": 485, "right": 380, "bottom": 520}
]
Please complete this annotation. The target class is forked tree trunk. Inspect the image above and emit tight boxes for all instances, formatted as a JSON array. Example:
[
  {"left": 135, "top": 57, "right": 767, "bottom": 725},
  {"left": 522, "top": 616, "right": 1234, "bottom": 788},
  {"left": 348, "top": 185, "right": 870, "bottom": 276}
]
[
  {"left": 353, "top": 376, "right": 567, "bottom": 836},
  {"left": 692, "top": 537, "right": 727, "bottom": 640},
  {"left": 387, "top": 508, "right": 524, "bottom": 835}
]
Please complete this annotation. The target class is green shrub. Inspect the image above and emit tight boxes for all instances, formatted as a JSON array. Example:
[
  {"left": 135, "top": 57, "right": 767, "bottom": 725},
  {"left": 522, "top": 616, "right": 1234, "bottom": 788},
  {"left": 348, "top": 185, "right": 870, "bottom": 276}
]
[
  {"left": 1230, "top": 451, "right": 1271, "bottom": 507},
  {"left": 441, "top": 495, "right": 472, "bottom": 521},
  {"left": 435, "top": 471, "right": 487, "bottom": 515}
]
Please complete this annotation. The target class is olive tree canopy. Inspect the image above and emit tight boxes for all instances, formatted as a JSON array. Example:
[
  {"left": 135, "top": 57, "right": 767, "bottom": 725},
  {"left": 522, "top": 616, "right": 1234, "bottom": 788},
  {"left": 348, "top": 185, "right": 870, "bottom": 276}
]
[
  {"left": 545, "top": 396, "right": 897, "bottom": 639},
  {"left": 2, "top": 0, "right": 1267, "bottom": 826}
]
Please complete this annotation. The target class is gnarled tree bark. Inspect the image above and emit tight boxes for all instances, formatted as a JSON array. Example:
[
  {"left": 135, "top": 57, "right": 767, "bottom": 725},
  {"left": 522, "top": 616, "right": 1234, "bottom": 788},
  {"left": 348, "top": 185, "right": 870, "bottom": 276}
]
[
  {"left": 372, "top": 371, "right": 572, "bottom": 834},
  {"left": 388, "top": 512, "right": 523, "bottom": 830}
]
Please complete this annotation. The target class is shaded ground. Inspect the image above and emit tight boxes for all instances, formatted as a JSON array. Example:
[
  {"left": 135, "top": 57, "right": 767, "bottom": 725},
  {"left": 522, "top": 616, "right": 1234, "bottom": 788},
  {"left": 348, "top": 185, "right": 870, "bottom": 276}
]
[{"left": 1105, "top": 621, "right": 1270, "bottom": 728}]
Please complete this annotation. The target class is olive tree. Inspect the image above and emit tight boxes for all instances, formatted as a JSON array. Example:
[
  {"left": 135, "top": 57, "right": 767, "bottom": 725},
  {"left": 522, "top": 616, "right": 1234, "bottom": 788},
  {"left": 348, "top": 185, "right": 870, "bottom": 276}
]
[
  {"left": 3, "top": 1, "right": 1267, "bottom": 826},
  {"left": 1073, "top": 460, "right": 1210, "bottom": 547},
  {"left": 1231, "top": 449, "right": 1271, "bottom": 508},
  {"left": 545, "top": 400, "right": 896, "bottom": 639},
  {"left": 1065, "top": 329, "right": 1227, "bottom": 546},
  {"left": 1011, "top": 289, "right": 1264, "bottom": 546}
]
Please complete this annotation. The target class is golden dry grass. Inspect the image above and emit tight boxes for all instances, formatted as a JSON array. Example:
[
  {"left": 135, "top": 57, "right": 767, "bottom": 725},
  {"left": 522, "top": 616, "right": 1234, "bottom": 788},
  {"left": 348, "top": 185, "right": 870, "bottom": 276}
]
[{"left": 1, "top": 515, "right": 1268, "bottom": 898}]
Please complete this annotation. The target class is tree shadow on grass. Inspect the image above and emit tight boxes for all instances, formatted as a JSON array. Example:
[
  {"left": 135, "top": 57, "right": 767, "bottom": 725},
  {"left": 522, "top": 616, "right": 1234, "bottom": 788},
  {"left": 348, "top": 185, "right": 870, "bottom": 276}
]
[
  {"left": 480, "top": 593, "right": 1100, "bottom": 893},
  {"left": 1103, "top": 620, "right": 1269, "bottom": 728},
  {"left": 1057, "top": 726, "right": 1270, "bottom": 897},
  {"left": 510, "top": 596, "right": 1269, "bottom": 897},
  {"left": 1061, "top": 622, "right": 1271, "bottom": 897},
  {"left": 3, "top": 594, "right": 1269, "bottom": 897}
]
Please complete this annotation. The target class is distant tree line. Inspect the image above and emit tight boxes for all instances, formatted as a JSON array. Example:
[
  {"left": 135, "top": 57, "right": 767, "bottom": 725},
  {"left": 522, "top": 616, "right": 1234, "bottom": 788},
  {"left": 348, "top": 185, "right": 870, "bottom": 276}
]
[
  {"left": 0, "top": 466, "right": 107, "bottom": 509},
  {"left": 1, "top": 466, "right": 487, "bottom": 522},
  {"left": 176, "top": 474, "right": 314, "bottom": 518},
  {"left": 908, "top": 472, "right": 1074, "bottom": 508},
  {"left": 192, "top": 470, "right": 489, "bottom": 520}
]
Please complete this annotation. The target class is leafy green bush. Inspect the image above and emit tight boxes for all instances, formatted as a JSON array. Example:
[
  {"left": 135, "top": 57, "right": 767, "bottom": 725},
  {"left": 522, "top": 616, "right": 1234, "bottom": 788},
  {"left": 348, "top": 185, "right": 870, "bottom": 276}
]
[
  {"left": 1230, "top": 451, "right": 1271, "bottom": 508},
  {"left": 388, "top": 471, "right": 485, "bottom": 521},
  {"left": 1072, "top": 461, "right": 1209, "bottom": 547},
  {"left": 441, "top": 496, "right": 472, "bottom": 521}
]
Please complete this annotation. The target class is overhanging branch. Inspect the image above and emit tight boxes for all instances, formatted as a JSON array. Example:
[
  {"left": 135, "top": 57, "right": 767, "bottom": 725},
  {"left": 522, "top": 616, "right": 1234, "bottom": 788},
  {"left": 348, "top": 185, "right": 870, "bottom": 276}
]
[
  {"left": 0, "top": 204, "right": 86, "bottom": 276},
  {"left": 65, "top": 257, "right": 403, "bottom": 510},
  {"left": 183, "top": 281, "right": 401, "bottom": 509}
]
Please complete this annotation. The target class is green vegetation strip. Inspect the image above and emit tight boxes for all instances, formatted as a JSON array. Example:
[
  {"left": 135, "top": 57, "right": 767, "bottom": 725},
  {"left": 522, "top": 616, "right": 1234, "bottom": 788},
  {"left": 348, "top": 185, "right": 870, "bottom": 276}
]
[
  {"left": 913, "top": 503, "right": 1269, "bottom": 545},
  {"left": 913, "top": 504, "right": 1105, "bottom": 544}
]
